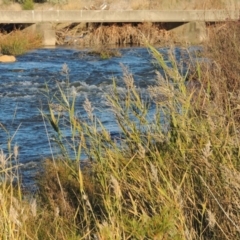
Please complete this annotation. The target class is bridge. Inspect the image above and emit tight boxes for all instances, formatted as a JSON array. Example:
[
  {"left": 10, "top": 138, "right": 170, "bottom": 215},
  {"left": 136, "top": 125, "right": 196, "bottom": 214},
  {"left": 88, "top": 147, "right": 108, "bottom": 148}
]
[
  {"left": 0, "top": 10, "right": 239, "bottom": 45},
  {"left": 0, "top": 10, "right": 239, "bottom": 23}
]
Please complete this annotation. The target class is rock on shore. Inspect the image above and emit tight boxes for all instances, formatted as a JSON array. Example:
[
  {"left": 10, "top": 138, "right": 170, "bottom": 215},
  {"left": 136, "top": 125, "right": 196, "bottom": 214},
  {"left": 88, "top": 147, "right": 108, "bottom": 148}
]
[{"left": 0, "top": 55, "right": 16, "bottom": 62}]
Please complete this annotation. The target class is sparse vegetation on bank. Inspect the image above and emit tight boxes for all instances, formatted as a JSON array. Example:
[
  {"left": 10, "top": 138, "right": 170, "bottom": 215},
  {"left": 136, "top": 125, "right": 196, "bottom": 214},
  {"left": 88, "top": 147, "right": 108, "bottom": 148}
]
[
  {"left": 1, "top": 21, "right": 240, "bottom": 239},
  {"left": 86, "top": 45, "right": 121, "bottom": 59},
  {"left": 0, "top": 30, "right": 42, "bottom": 55},
  {"left": 56, "top": 22, "right": 168, "bottom": 47}
]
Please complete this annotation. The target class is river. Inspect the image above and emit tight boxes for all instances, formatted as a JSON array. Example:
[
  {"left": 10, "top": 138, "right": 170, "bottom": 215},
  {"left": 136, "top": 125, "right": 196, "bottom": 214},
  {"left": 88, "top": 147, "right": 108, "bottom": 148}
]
[{"left": 0, "top": 46, "right": 202, "bottom": 187}]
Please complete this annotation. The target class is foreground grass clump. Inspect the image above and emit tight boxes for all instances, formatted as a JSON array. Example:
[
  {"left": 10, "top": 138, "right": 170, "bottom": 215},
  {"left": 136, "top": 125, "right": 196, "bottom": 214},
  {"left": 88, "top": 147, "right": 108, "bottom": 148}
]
[
  {"left": 0, "top": 30, "right": 42, "bottom": 55},
  {"left": 38, "top": 30, "right": 240, "bottom": 239},
  {"left": 1, "top": 22, "right": 240, "bottom": 239}
]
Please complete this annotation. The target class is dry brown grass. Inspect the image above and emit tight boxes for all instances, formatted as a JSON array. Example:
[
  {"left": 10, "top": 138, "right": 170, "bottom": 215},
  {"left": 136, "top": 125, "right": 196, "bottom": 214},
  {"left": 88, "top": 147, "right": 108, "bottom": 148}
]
[
  {"left": 130, "top": 0, "right": 150, "bottom": 10},
  {"left": 58, "top": 22, "right": 169, "bottom": 47},
  {"left": 0, "top": 2, "right": 22, "bottom": 10},
  {"left": 148, "top": 0, "right": 227, "bottom": 10},
  {"left": 0, "top": 30, "right": 42, "bottom": 55},
  {"left": 201, "top": 22, "right": 240, "bottom": 123},
  {"left": 59, "top": 0, "right": 233, "bottom": 10}
]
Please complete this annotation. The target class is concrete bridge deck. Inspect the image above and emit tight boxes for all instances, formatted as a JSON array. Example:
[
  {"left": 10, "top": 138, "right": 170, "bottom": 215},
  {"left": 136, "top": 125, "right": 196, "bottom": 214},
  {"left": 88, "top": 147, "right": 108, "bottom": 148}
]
[{"left": 0, "top": 10, "right": 239, "bottom": 23}]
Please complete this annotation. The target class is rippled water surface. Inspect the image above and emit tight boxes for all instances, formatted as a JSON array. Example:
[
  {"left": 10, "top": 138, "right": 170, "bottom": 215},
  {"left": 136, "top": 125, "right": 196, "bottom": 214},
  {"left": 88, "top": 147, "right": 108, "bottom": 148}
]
[{"left": 0, "top": 46, "right": 202, "bottom": 186}]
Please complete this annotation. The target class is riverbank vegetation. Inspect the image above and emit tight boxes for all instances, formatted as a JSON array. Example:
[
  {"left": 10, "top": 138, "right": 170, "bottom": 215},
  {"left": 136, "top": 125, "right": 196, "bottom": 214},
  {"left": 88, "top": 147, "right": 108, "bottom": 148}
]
[
  {"left": 56, "top": 22, "right": 167, "bottom": 46},
  {"left": 1, "top": 21, "right": 240, "bottom": 239},
  {"left": 0, "top": 30, "right": 42, "bottom": 55}
]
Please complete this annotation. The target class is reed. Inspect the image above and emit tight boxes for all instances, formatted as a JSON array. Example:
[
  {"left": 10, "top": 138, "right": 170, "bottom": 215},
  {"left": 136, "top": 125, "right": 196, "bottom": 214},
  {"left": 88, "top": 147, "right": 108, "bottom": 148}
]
[
  {"left": 86, "top": 23, "right": 166, "bottom": 47},
  {"left": 1, "top": 21, "right": 240, "bottom": 239},
  {"left": 38, "top": 22, "right": 240, "bottom": 238},
  {"left": 0, "top": 30, "right": 42, "bottom": 56}
]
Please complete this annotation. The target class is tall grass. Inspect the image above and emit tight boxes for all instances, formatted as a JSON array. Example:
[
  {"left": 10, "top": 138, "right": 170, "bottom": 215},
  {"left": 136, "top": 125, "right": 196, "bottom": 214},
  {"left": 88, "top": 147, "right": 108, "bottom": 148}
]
[
  {"left": 0, "top": 30, "right": 42, "bottom": 56},
  {"left": 1, "top": 22, "right": 240, "bottom": 239}
]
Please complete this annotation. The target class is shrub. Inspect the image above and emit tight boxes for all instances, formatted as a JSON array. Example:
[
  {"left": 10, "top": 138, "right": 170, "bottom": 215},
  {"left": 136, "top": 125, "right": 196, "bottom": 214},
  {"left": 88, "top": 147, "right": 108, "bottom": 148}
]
[
  {"left": 0, "top": 30, "right": 42, "bottom": 55},
  {"left": 22, "top": 0, "right": 34, "bottom": 10}
]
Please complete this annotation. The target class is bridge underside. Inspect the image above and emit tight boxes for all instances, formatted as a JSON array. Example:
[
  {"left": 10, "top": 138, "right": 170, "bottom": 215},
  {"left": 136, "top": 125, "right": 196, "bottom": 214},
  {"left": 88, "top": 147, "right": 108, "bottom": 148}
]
[
  {"left": 0, "top": 21, "right": 211, "bottom": 46},
  {"left": 0, "top": 10, "right": 238, "bottom": 46}
]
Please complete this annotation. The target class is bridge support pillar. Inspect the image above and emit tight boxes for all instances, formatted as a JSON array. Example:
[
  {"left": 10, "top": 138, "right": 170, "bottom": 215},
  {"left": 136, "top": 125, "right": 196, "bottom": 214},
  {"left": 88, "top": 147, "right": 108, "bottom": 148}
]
[
  {"left": 27, "top": 23, "right": 56, "bottom": 46},
  {"left": 38, "top": 23, "right": 56, "bottom": 46},
  {"left": 167, "top": 21, "right": 208, "bottom": 44}
]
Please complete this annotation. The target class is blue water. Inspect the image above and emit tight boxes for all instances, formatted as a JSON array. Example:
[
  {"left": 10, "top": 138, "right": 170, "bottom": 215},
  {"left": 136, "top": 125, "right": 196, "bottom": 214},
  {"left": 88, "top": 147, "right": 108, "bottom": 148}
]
[{"left": 0, "top": 46, "right": 203, "bottom": 186}]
